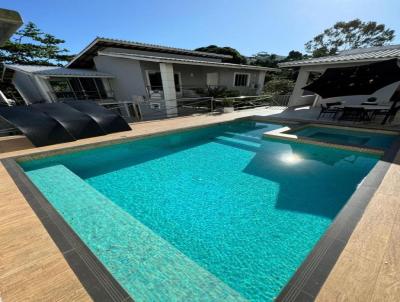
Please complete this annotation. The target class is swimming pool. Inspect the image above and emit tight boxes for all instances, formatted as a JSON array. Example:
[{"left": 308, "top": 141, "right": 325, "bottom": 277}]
[
  {"left": 21, "top": 121, "right": 380, "bottom": 301},
  {"left": 292, "top": 126, "right": 397, "bottom": 149}
]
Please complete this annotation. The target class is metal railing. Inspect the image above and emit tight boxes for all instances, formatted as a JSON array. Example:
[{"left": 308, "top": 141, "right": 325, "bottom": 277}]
[
  {"left": 214, "top": 94, "right": 291, "bottom": 110},
  {"left": 138, "top": 97, "right": 215, "bottom": 120},
  {"left": 145, "top": 85, "right": 259, "bottom": 100},
  {"left": 135, "top": 94, "right": 291, "bottom": 121}
]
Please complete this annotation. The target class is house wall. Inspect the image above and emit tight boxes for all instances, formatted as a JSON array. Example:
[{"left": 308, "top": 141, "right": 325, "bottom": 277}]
[
  {"left": 218, "top": 68, "right": 260, "bottom": 95},
  {"left": 289, "top": 63, "right": 400, "bottom": 107},
  {"left": 93, "top": 55, "right": 148, "bottom": 101},
  {"left": 139, "top": 62, "right": 263, "bottom": 95},
  {"left": 93, "top": 55, "right": 166, "bottom": 119},
  {"left": 93, "top": 54, "right": 267, "bottom": 120}
]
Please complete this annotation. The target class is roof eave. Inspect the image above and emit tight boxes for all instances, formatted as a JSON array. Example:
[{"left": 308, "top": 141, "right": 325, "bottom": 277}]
[
  {"left": 3, "top": 64, "right": 114, "bottom": 78},
  {"left": 36, "top": 74, "right": 114, "bottom": 78},
  {"left": 66, "top": 37, "right": 100, "bottom": 68},
  {"left": 67, "top": 37, "right": 235, "bottom": 68},
  {"left": 98, "top": 51, "right": 279, "bottom": 72},
  {"left": 278, "top": 56, "right": 400, "bottom": 68}
]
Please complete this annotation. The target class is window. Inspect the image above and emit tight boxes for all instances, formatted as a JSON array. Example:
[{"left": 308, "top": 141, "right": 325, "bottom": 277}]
[
  {"left": 148, "top": 72, "right": 163, "bottom": 91},
  {"left": 49, "top": 79, "right": 74, "bottom": 100},
  {"left": 234, "top": 73, "right": 250, "bottom": 87},
  {"left": 49, "top": 78, "right": 108, "bottom": 100},
  {"left": 49, "top": 79, "right": 71, "bottom": 93},
  {"left": 147, "top": 71, "right": 181, "bottom": 92}
]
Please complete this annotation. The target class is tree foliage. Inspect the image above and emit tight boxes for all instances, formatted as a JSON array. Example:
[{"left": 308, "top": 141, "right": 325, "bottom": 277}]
[
  {"left": 249, "top": 52, "right": 282, "bottom": 68},
  {"left": 194, "top": 45, "right": 247, "bottom": 64},
  {"left": 0, "top": 22, "right": 73, "bottom": 66},
  {"left": 283, "top": 50, "right": 308, "bottom": 62},
  {"left": 250, "top": 50, "right": 308, "bottom": 68},
  {"left": 264, "top": 78, "right": 295, "bottom": 95},
  {"left": 305, "top": 19, "right": 395, "bottom": 57}
]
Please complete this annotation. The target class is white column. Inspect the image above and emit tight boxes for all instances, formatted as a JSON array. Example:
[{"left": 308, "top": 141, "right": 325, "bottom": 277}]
[
  {"left": 160, "top": 63, "right": 177, "bottom": 117},
  {"left": 256, "top": 71, "right": 266, "bottom": 95},
  {"left": 288, "top": 68, "right": 310, "bottom": 107}
]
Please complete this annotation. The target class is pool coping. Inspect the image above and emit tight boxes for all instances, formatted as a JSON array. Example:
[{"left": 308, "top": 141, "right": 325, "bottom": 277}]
[{"left": 1, "top": 116, "right": 399, "bottom": 302}]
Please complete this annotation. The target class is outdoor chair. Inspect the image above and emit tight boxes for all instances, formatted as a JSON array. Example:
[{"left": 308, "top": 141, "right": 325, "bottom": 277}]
[
  {"left": 381, "top": 105, "right": 400, "bottom": 124},
  {"left": 370, "top": 107, "right": 390, "bottom": 120},
  {"left": 317, "top": 102, "right": 342, "bottom": 119},
  {"left": 338, "top": 107, "right": 368, "bottom": 122}
]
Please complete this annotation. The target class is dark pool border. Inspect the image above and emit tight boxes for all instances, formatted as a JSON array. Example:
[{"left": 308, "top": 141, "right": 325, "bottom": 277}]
[
  {"left": 276, "top": 136, "right": 400, "bottom": 301},
  {"left": 1, "top": 158, "right": 134, "bottom": 302}
]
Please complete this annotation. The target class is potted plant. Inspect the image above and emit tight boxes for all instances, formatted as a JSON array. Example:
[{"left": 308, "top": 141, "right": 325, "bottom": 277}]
[{"left": 222, "top": 98, "right": 234, "bottom": 113}]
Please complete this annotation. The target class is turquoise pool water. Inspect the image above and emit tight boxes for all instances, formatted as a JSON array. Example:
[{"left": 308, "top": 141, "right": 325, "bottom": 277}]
[
  {"left": 21, "top": 121, "right": 380, "bottom": 301},
  {"left": 292, "top": 126, "right": 396, "bottom": 149}
]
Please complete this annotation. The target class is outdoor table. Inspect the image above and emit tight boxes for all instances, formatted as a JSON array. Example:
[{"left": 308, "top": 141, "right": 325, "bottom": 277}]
[
  {"left": 333, "top": 105, "right": 391, "bottom": 121},
  {"left": 333, "top": 105, "right": 390, "bottom": 110}
]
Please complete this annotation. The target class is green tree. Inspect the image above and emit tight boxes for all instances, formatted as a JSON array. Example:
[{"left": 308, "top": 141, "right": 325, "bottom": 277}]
[
  {"left": 0, "top": 22, "right": 73, "bottom": 66},
  {"left": 249, "top": 52, "right": 283, "bottom": 68},
  {"left": 305, "top": 19, "right": 395, "bottom": 57},
  {"left": 194, "top": 45, "right": 247, "bottom": 64},
  {"left": 264, "top": 78, "right": 295, "bottom": 95},
  {"left": 284, "top": 50, "right": 307, "bottom": 61}
]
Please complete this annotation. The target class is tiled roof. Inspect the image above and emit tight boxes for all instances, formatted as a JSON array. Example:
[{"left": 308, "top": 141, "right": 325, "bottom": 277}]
[
  {"left": 3, "top": 64, "right": 114, "bottom": 77},
  {"left": 98, "top": 51, "right": 279, "bottom": 71},
  {"left": 67, "top": 37, "right": 232, "bottom": 68},
  {"left": 95, "top": 37, "right": 232, "bottom": 59},
  {"left": 279, "top": 44, "right": 400, "bottom": 68}
]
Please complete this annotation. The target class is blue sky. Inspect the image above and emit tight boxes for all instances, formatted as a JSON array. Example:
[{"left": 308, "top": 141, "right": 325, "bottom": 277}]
[{"left": 2, "top": 0, "right": 400, "bottom": 56}]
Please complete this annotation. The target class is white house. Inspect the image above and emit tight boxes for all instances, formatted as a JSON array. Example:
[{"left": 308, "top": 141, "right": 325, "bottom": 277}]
[
  {"left": 2, "top": 38, "right": 278, "bottom": 120},
  {"left": 279, "top": 45, "right": 400, "bottom": 107}
]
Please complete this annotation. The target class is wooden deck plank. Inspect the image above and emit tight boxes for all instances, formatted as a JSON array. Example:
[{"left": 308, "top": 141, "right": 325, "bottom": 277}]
[
  {"left": 343, "top": 192, "right": 400, "bottom": 261},
  {"left": 0, "top": 163, "right": 92, "bottom": 302},
  {"left": 316, "top": 161, "right": 400, "bottom": 301},
  {"left": 371, "top": 221, "right": 400, "bottom": 301},
  {"left": 315, "top": 250, "right": 382, "bottom": 302}
]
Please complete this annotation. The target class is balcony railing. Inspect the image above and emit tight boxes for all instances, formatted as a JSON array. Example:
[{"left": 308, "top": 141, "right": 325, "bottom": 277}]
[{"left": 145, "top": 85, "right": 258, "bottom": 100}]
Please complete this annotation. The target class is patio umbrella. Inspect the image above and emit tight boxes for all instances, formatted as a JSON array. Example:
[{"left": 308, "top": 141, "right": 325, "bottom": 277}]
[{"left": 302, "top": 59, "right": 400, "bottom": 98}]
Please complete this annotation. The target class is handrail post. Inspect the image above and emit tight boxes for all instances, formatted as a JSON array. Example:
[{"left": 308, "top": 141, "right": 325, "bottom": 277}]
[{"left": 210, "top": 97, "right": 214, "bottom": 112}]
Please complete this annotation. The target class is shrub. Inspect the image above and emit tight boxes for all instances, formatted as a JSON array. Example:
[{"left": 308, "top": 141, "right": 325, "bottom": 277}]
[
  {"left": 195, "top": 86, "right": 240, "bottom": 98},
  {"left": 222, "top": 98, "right": 234, "bottom": 107}
]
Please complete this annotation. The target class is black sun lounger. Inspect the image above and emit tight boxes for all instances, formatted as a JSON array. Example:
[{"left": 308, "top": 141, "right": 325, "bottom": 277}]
[
  {"left": 64, "top": 100, "right": 131, "bottom": 134},
  {"left": 0, "top": 106, "right": 75, "bottom": 147},
  {"left": 32, "top": 103, "right": 105, "bottom": 139}
]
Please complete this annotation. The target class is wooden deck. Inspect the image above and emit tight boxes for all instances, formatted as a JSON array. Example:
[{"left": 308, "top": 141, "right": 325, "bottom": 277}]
[
  {"left": 0, "top": 162, "right": 91, "bottom": 301},
  {"left": 316, "top": 154, "right": 400, "bottom": 301},
  {"left": 0, "top": 108, "right": 399, "bottom": 301}
]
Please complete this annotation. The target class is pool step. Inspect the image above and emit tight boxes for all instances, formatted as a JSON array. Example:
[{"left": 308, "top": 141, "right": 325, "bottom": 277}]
[{"left": 26, "top": 165, "right": 248, "bottom": 302}]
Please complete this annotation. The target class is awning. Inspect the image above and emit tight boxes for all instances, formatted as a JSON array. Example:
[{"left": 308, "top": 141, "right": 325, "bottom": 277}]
[{"left": 302, "top": 59, "right": 400, "bottom": 98}]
